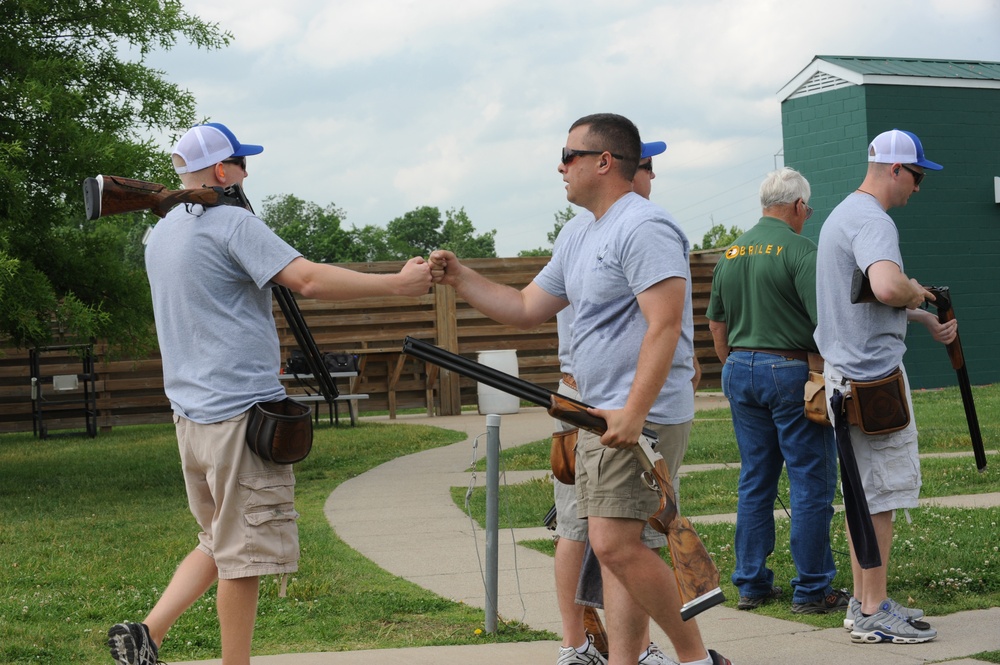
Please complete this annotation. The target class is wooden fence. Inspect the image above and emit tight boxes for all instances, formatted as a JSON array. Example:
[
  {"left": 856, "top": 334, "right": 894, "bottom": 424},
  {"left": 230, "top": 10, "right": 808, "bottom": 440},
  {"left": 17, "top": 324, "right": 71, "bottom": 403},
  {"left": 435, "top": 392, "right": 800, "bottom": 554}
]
[{"left": 0, "top": 252, "right": 722, "bottom": 434}]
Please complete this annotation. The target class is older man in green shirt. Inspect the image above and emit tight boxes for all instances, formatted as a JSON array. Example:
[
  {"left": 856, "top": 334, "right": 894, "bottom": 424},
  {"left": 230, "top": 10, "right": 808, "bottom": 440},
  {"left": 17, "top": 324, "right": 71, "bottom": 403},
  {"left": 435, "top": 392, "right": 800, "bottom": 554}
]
[{"left": 706, "top": 167, "right": 846, "bottom": 615}]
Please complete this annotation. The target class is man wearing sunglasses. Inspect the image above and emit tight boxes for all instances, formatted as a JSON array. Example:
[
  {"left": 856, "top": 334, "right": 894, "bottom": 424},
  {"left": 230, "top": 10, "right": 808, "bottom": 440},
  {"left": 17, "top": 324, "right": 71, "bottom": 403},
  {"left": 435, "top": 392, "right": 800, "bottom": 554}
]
[
  {"left": 706, "top": 167, "right": 846, "bottom": 617},
  {"left": 431, "top": 113, "right": 731, "bottom": 665},
  {"left": 550, "top": 140, "right": 703, "bottom": 665},
  {"left": 815, "top": 128, "right": 955, "bottom": 645},
  {"left": 107, "top": 122, "right": 432, "bottom": 665}
]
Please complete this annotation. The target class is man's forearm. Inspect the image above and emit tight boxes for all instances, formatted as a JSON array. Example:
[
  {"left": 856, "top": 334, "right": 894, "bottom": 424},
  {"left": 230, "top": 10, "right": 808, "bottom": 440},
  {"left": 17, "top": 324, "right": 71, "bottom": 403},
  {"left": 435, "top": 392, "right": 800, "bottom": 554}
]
[
  {"left": 708, "top": 319, "right": 729, "bottom": 364},
  {"left": 452, "top": 266, "right": 530, "bottom": 326}
]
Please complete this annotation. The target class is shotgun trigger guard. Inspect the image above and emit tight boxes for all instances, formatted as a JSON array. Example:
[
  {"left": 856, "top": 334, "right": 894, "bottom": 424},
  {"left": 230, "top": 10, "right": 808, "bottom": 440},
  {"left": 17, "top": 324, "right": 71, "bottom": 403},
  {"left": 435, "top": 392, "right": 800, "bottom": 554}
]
[{"left": 641, "top": 469, "right": 661, "bottom": 493}]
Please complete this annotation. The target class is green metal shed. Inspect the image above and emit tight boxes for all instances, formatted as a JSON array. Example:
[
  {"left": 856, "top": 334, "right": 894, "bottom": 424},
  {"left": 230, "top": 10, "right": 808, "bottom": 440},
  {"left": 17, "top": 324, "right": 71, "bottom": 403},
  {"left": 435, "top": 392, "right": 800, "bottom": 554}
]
[{"left": 778, "top": 55, "right": 1000, "bottom": 389}]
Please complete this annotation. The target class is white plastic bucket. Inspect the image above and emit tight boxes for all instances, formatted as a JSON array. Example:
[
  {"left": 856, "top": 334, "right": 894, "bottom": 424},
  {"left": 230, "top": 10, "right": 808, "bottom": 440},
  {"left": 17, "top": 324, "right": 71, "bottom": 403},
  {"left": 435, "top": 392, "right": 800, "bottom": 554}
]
[{"left": 477, "top": 350, "right": 520, "bottom": 415}]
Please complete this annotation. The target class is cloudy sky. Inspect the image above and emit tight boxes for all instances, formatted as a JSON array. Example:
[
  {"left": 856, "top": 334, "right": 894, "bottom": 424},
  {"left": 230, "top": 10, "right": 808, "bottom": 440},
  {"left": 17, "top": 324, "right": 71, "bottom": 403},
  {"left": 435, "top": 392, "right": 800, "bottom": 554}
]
[{"left": 146, "top": 0, "right": 1000, "bottom": 257}]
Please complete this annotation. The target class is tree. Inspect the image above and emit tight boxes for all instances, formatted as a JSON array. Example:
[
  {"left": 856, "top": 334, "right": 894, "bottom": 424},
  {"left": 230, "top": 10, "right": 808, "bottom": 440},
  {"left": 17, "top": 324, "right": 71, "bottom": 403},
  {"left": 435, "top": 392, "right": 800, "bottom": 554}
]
[
  {"left": 386, "top": 206, "right": 444, "bottom": 258},
  {"left": 261, "top": 194, "right": 352, "bottom": 263},
  {"left": 0, "top": 1, "right": 229, "bottom": 352},
  {"left": 518, "top": 205, "right": 576, "bottom": 257},
  {"left": 345, "top": 224, "right": 396, "bottom": 262},
  {"left": 440, "top": 208, "right": 496, "bottom": 258},
  {"left": 693, "top": 223, "right": 744, "bottom": 251},
  {"left": 384, "top": 205, "right": 496, "bottom": 260}
]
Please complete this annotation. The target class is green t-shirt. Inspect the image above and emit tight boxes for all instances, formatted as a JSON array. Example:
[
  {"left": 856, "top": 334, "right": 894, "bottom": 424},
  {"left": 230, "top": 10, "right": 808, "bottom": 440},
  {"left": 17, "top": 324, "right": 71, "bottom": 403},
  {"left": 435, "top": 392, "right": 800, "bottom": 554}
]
[{"left": 705, "top": 216, "right": 819, "bottom": 352}]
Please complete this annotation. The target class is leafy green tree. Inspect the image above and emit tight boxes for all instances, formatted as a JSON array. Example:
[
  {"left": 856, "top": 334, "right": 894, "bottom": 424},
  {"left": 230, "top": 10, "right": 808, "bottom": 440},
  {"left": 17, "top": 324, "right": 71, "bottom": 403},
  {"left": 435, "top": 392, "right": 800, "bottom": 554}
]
[
  {"left": 345, "top": 225, "right": 396, "bottom": 262},
  {"left": 518, "top": 205, "right": 576, "bottom": 257},
  {"left": 693, "top": 223, "right": 744, "bottom": 250},
  {"left": 261, "top": 194, "right": 352, "bottom": 263},
  {"left": 0, "top": 1, "right": 229, "bottom": 352},
  {"left": 384, "top": 205, "right": 495, "bottom": 260},
  {"left": 440, "top": 208, "right": 496, "bottom": 258},
  {"left": 385, "top": 206, "right": 444, "bottom": 258}
]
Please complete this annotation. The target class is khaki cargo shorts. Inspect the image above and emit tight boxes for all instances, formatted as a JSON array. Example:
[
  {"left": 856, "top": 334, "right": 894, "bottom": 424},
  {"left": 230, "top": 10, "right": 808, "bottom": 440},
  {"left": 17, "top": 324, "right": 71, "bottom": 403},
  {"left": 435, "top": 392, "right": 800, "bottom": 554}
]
[
  {"left": 175, "top": 410, "right": 300, "bottom": 579},
  {"left": 575, "top": 420, "right": 691, "bottom": 522}
]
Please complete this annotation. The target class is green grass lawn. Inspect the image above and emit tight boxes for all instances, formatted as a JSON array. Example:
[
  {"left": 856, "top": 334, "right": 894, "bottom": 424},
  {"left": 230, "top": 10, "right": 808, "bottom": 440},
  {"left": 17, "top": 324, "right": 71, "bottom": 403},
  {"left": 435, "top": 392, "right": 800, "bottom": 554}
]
[{"left": 0, "top": 422, "right": 548, "bottom": 665}]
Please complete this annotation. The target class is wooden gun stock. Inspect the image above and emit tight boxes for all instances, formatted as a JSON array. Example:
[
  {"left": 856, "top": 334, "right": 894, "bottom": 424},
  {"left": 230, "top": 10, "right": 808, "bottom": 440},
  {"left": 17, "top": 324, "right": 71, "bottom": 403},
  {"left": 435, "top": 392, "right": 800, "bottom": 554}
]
[
  {"left": 402, "top": 336, "right": 725, "bottom": 620},
  {"left": 82, "top": 174, "right": 242, "bottom": 221},
  {"left": 925, "top": 286, "right": 987, "bottom": 472},
  {"left": 634, "top": 439, "right": 725, "bottom": 619}
]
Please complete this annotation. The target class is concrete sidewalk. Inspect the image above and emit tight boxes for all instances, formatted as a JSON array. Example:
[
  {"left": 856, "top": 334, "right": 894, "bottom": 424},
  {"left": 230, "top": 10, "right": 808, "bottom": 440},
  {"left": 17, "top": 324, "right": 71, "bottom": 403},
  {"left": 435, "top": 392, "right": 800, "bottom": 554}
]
[{"left": 175, "top": 401, "right": 1000, "bottom": 665}]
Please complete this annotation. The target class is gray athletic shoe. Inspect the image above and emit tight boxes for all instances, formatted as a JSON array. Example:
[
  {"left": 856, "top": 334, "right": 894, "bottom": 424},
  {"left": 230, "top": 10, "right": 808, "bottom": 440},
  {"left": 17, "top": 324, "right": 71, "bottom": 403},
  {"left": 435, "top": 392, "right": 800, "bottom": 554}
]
[
  {"left": 557, "top": 635, "right": 607, "bottom": 665},
  {"left": 850, "top": 600, "right": 937, "bottom": 644},
  {"left": 108, "top": 622, "right": 161, "bottom": 665},
  {"left": 844, "top": 596, "right": 926, "bottom": 630}
]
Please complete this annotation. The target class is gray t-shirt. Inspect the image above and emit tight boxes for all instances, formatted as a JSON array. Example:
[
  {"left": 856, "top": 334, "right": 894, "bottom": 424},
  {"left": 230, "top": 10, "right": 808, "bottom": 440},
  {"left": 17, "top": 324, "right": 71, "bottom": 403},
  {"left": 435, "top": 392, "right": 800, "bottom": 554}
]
[
  {"left": 814, "top": 191, "right": 908, "bottom": 380},
  {"left": 145, "top": 203, "right": 302, "bottom": 423},
  {"left": 553, "top": 212, "right": 594, "bottom": 375},
  {"left": 534, "top": 192, "right": 695, "bottom": 424}
]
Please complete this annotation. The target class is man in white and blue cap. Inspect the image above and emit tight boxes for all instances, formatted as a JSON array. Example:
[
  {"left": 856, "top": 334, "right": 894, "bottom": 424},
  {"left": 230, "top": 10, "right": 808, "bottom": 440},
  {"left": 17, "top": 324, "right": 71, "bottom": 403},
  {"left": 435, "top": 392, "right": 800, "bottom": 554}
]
[
  {"left": 107, "top": 123, "right": 432, "bottom": 665},
  {"left": 815, "top": 128, "right": 956, "bottom": 645}
]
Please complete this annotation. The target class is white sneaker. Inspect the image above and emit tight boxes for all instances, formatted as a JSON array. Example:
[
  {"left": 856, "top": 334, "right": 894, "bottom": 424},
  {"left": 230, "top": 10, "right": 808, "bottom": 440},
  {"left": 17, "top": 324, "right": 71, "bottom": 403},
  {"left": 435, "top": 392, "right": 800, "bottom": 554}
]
[
  {"left": 557, "top": 635, "right": 607, "bottom": 665},
  {"left": 638, "top": 642, "right": 679, "bottom": 665}
]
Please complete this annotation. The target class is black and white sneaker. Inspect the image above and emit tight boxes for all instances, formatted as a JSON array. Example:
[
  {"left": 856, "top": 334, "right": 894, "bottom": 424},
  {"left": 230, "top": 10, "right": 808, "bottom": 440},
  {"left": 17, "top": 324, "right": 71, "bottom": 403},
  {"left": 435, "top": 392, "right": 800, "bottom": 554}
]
[{"left": 108, "top": 622, "right": 161, "bottom": 665}]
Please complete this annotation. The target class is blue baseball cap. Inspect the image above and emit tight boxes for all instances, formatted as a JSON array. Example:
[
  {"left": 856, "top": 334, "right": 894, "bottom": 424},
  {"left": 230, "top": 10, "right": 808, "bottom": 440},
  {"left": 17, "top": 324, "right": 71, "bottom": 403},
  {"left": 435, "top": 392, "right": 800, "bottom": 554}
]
[
  {"left": 641, "top": 141, "right": 667, "bottom": 159},
  {"left": 173, "top": 122, "right": 264, "bottom": 174},
  {"left": 868, "top": 129, "right": 942, "bottom": 170}
]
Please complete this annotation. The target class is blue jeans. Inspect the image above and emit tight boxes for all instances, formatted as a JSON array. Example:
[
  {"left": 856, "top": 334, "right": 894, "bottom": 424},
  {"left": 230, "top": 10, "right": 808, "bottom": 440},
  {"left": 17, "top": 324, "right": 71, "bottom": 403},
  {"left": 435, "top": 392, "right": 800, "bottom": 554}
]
[{"left": 723, "top": 351, "right": 838, "bottom": 603}]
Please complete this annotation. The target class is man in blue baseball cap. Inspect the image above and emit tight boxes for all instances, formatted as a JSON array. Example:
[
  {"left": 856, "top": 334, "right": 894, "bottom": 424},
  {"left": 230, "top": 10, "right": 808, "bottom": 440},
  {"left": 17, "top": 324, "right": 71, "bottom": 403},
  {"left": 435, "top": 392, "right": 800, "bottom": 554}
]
[
  {"left": 433, "top": 113, "right": 728, "bottom": 665},
  {"left": 546, "top": 137, "right": 705, "bottom": 665},
  {"left": 815, "top": 128, "right": 954, "bottom": 645},
  {"left": 107, "top": 122, "right": 432, "bottom": 665}
]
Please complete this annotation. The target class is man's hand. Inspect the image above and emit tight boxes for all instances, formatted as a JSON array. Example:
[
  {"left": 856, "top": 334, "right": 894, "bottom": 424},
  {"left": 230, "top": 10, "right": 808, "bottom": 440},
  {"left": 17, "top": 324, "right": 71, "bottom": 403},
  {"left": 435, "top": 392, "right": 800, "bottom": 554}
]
[
  {"left": 908, "top": 308, "right": 959, "bottom": 345},
  {"left": 587, "top": 406, "right": 645, "bottom": 449},
  {"left": 395, "top": 256, "right": 434, "bottom": 296},
  {"left": 429, "top": 249, "right": 461, "bottom": 285}
]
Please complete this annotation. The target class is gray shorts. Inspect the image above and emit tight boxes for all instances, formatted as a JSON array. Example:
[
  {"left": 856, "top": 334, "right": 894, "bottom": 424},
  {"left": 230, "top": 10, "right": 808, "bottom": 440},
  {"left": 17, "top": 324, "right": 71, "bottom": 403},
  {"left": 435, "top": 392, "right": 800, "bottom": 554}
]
[
  {"left": 175, "top": 411, "right": 300, "bottom": 579},
  {"left": 824, "top": 365, "right": 921, "bottom": 514},
  {"left": 552, "top": 378, "right": 665, "bottom": 547}
]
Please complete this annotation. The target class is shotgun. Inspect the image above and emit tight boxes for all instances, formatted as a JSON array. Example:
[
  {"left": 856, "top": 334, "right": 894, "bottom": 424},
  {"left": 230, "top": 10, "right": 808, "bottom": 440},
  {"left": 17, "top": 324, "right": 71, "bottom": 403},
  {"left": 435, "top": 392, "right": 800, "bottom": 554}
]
[
  {"left": 925, "top": 286, "right": 987, "bottom": 472},
  {"left": 81, "top": 174, "right": 342, "bottom": 410},
  {"left": 402, "top": 336, "right": 725, "bottom": 620},
  {"left": 83, "top": 174, "right": 245, "bottom": 220}
]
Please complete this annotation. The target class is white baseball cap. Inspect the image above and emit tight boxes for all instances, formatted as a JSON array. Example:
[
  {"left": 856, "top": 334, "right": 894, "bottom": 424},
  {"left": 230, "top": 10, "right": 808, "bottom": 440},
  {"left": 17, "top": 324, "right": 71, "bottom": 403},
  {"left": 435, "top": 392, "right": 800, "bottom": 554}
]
[
  {"left": 867, "top": 129, "right": 942, "bottom": 170},
  {"left": 172, "top": 122, "right": 263, "bottom": 174}
]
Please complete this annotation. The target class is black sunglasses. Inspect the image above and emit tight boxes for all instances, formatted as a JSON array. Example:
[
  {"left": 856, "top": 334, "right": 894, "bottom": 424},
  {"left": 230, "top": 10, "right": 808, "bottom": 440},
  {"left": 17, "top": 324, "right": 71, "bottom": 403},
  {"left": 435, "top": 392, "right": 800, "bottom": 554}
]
[
  {"left": 223, "top": 156, "right": 247, "bottom": 170},
  {"left": 637, "top": 161, "right": 653, "bottom": 172},
  {"left": 561, "top": 148, "right": 625, "bottom": 165},
  {"left": 899, "top": 164, "right": 924, "bottom": 187}
]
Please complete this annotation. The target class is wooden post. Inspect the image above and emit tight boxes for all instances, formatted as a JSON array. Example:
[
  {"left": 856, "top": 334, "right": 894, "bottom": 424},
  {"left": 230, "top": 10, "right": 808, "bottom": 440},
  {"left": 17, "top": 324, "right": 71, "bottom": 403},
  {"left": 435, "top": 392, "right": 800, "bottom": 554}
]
[{"left": 434, "top": 285, "right": 461, "bottom": 415}]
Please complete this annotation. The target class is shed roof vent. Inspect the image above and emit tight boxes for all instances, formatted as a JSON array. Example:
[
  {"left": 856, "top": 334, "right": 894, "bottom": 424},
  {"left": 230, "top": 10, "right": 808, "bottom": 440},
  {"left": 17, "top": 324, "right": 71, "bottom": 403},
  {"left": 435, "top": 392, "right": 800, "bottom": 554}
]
[{"left": 787, "top": 71, "right": 854, "bottom": 99}]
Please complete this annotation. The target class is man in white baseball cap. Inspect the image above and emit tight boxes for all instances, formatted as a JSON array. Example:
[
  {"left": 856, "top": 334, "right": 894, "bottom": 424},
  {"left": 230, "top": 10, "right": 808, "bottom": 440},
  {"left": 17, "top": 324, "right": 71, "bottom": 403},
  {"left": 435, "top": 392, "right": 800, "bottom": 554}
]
[
  {"left": 107, "top": 122, "right": 432, "bottom": 665},
  {"left": 814, "top": 128, "right": 954, "bottom": 645}
]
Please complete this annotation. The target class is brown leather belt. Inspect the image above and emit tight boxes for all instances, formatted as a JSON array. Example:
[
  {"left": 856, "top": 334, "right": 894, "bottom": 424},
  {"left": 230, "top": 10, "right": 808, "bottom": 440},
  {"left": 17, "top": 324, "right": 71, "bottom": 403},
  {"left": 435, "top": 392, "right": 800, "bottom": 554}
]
[
  {"left": 561, "top": 372, "right": 578, "bottom": 390},
  {"left": 730, "top": 347, "right": 809, "bottom": 362}
]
